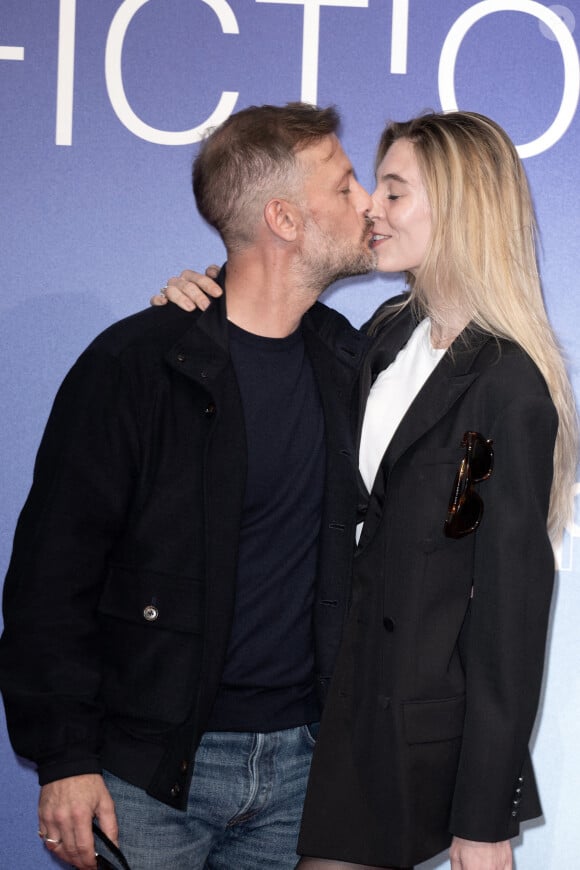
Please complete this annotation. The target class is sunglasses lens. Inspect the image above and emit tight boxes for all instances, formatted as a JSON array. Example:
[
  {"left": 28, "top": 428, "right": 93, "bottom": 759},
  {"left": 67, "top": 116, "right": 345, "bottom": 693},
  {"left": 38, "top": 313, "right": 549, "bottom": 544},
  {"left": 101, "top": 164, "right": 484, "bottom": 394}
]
[
  {"left": 468, "top": 437, "right": 493, "bottom": 481},
  {"left": 445, "top": 432, "right": 492, "bottom": 538},
  {"left": 445, "top": 490, "right": 483, "bottom": 538}
]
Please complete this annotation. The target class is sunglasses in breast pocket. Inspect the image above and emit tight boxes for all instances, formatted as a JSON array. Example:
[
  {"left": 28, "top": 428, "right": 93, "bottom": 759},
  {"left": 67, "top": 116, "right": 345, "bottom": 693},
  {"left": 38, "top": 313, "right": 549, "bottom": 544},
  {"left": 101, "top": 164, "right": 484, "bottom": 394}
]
[
  {"left": 92, "top": 822, "right": 132, "bottom": 870},
  {"left": 444, "top": 431, "right": 494, "bottom": 538}
]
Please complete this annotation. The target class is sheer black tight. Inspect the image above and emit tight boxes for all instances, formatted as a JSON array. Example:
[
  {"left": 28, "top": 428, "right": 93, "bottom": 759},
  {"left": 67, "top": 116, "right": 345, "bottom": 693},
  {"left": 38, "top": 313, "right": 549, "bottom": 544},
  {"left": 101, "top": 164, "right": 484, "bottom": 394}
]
[{"left": 295, "top": 859, "right": 412, "bottom": 870}]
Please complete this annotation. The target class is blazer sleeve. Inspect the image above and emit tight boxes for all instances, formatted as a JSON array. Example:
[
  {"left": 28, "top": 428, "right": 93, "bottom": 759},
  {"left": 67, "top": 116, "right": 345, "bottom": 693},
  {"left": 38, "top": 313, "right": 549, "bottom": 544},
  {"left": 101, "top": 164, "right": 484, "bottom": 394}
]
[
  {"left": 0, "top": 345, "right": 141, "bottom": 784},
  {"left": 448, "top": 379, "right": 558, "bottom": 841}
]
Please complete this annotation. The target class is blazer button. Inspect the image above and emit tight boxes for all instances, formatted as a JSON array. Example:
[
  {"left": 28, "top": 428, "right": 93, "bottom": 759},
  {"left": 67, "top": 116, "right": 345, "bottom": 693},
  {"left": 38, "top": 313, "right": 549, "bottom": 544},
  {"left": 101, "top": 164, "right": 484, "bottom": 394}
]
[
  {"left": 204, "top": 402, "right": 216, "bottom": 417},
  {"left": 176, "top": 352, "right": 186, "bottom": 363},
  {"left": 180, "top": 759, "right": 189, "bottom": 774},
  {"left": 170, "top": 783, "right": 181, "bottom": 798},
  {"left": 383, "top": 616, "right": 396, "bottom": 632},
  {"left": 143, "top": 605, "right": 159, "bottom": 622}
]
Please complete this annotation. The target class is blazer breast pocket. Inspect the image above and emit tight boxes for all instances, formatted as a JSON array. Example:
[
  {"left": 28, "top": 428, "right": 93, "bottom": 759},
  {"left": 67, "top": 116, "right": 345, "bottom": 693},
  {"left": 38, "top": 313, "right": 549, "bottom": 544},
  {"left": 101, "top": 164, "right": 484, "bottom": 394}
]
[{"left": 412, "top": 447, "right": 466, "bottom": 551}]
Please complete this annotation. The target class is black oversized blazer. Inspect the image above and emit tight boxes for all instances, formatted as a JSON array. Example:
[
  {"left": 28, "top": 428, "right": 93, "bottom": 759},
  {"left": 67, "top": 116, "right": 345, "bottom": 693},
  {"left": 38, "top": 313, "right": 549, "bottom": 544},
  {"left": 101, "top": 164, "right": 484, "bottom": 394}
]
[
  {"left": 0, "top": 280, "right": 369, "bottom": 809},
  {"left": 299, "top": 299, "right": 558, "bottom": 867}
]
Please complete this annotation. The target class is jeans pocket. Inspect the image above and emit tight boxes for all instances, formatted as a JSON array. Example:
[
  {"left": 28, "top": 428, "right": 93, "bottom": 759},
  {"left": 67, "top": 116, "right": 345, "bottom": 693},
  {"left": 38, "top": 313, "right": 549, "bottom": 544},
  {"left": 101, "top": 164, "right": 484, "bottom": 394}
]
[{"left": 302, "top": 721, "right": 320, "bottom": 746}]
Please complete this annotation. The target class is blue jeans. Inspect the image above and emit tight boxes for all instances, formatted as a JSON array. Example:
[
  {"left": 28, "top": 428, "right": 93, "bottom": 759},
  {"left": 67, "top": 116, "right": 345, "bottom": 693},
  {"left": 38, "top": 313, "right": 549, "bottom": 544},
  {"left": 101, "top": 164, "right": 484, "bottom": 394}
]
[{"left": 102, "top": 724, "right": 318, "bottom": 870}]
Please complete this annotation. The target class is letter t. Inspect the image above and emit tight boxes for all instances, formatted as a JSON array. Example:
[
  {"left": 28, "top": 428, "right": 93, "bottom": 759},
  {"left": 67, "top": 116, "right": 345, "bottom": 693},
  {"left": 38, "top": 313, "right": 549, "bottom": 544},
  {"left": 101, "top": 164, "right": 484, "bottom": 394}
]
[{"left": 256, "top": 0, "right": 368, "bottom": 103}]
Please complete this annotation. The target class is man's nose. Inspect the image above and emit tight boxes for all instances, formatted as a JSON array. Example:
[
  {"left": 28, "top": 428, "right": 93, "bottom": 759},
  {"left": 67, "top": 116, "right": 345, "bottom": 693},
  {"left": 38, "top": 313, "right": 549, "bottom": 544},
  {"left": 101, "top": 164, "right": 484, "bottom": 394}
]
[{"left": 352, "top": 179, "right": 373, "bottom": 213}]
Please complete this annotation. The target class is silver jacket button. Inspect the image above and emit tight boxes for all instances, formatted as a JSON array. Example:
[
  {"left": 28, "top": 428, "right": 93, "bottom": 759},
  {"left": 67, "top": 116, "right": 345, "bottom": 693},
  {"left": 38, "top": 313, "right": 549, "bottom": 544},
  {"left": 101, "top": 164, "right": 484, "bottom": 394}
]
[{"left": 143, "top": 605, "right": 159, "bottom": 621}]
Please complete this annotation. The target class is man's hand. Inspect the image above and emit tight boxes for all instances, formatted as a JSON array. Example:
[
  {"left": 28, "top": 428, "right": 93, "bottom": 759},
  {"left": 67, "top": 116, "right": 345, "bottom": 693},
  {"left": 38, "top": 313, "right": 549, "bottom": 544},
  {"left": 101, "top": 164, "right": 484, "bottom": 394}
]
[
  {"left": 150, "top": 266, "right": 223, "bottom": 310},
  {"left": 449, "top": 836, "right": 512, "bottom": 869},
  {"left": 38, "top": 774, "right": 118, "bottom": 870}
]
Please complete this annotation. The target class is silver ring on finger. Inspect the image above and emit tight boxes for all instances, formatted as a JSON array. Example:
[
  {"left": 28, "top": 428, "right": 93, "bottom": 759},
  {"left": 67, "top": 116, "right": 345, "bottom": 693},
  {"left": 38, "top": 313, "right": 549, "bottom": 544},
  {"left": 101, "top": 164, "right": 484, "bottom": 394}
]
[{"left": 38, "top": 830, "right": 63, "bottom": 846}]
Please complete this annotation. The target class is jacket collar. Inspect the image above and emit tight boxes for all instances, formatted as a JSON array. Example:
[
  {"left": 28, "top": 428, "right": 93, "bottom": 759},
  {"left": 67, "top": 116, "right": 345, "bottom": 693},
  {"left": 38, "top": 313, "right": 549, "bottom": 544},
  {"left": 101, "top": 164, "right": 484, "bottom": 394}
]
[
  {"left": 164, "top": 266, "right": 231, "bottom": 388},
  {"left": 356, "top": 309, "right": 494, "bottom": 552},
  {"left": 356, "top": 300, "right": 419, "bottom": 450},
  {"left": 303, "top": 301, "right": 370, "bottom": 374},
  {"left": 166, "top": 264, "right": 370, "bottom": 386}
]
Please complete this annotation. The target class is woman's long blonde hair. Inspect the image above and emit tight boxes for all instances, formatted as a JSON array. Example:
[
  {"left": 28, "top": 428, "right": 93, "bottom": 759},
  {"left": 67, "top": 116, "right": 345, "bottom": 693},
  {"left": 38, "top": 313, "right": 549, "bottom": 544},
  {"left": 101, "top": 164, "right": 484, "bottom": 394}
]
[{"left": 371, "top": 111, "right": 577, "bottom": 541}]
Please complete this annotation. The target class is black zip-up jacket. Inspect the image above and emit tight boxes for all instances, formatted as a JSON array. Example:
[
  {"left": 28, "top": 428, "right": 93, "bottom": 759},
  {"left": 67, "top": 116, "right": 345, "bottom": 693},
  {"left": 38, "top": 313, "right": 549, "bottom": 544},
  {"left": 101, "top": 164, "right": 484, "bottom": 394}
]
[{"left": 0, "top": 278, "right": 368, "bottom": 809}]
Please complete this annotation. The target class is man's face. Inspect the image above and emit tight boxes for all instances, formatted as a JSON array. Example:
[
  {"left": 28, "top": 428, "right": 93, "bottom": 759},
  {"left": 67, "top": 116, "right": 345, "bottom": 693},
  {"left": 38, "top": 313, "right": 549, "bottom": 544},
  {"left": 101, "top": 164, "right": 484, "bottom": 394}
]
[{"left": 296, "top": 135, "right": 376, "bottom": 289}]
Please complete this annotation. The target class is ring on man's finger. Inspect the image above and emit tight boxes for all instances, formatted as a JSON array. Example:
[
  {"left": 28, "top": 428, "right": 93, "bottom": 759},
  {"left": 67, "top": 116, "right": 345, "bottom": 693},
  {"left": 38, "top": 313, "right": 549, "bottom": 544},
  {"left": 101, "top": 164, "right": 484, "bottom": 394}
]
[
  {"left": 38, "top": 830, "right": 63, "bottom": 846},
  {"left": 160, "top": 285, "right": 168, "bottom": 298}
]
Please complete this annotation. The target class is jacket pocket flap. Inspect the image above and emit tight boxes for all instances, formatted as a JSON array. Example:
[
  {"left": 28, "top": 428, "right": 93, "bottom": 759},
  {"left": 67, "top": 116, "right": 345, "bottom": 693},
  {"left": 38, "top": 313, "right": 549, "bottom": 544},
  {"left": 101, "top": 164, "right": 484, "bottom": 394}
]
[
  {"left": 403, "top": 694, "right": 466, "bottom": 744},
  {"left": 98, "top": 565, "right": 204, "bottom": 634},
  {"left": 416, "top": 447, "right": 465, "bottom": 466}
]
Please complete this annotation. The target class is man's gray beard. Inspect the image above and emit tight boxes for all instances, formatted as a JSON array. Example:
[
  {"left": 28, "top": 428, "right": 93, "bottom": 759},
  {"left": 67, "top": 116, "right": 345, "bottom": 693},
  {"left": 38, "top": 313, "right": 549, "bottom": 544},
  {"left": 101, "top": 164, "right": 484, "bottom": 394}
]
[{"left": 298, "top": 229, "right": 376, "bottom": 295}]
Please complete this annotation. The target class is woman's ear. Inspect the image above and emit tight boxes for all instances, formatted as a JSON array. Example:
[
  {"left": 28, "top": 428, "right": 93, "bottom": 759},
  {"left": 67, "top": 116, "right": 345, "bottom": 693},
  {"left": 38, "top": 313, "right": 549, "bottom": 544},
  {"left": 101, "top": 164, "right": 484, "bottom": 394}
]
[{"left": 263, "top": 198, "right": 300, "bottom": 242}]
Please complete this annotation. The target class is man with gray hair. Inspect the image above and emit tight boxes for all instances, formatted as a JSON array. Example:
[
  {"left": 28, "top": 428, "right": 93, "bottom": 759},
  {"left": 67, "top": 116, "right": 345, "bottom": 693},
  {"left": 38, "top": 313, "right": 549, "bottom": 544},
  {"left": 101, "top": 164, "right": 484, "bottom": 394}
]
[{"left": 0, "top": 103, "right": 375, "bottom": 869}]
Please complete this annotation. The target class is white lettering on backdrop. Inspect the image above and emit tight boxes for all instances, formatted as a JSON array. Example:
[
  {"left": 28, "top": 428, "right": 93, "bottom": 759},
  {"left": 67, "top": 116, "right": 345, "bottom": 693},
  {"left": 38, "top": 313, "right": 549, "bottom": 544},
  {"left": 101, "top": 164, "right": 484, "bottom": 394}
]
[
  {"left": 21, "top": 0, "right": 579, "bottom": 153},
  {"left": 256, "top": 0, "right": 369, "bottom": 103},
  {"left": 105, "top": 0, "right": 240, "bottom": 145},
  {"left": 438, "top": 1, "right": 579, "bottom": 158},
  {"left": 557, "top": 483, "right": 580, "bottom": 573}
]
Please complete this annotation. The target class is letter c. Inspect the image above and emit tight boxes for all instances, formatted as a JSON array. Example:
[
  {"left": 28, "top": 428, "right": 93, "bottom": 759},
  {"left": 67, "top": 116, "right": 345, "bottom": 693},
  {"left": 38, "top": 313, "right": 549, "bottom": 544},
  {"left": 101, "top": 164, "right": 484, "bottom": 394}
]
[{"left": 105, "top": 0, "right": 239, "bottom": 145}]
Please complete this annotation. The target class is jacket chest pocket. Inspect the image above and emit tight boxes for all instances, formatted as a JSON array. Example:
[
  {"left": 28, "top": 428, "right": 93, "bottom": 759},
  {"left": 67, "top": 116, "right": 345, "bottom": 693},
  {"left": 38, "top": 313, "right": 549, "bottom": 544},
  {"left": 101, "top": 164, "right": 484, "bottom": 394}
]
[
  {"left": 97, "top": 566, "right": 205, "bottom": 729},
  {"left": 412, "top": 446, "right": 467, "bottom": 552}
]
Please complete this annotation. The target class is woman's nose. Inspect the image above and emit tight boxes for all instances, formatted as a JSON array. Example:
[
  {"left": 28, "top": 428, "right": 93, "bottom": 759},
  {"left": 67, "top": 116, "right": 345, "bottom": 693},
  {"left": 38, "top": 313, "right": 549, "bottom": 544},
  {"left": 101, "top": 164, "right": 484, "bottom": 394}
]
[{"left": 369, "top": 189, "right": 386, "bottom": 220}]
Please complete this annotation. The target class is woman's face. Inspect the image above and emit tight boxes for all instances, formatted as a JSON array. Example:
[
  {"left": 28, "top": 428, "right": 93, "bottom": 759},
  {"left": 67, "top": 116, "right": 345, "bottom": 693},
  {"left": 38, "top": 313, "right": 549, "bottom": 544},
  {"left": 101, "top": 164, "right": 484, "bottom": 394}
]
[{"left": 370, "top": 137, "right": 432, "bottom": 275}]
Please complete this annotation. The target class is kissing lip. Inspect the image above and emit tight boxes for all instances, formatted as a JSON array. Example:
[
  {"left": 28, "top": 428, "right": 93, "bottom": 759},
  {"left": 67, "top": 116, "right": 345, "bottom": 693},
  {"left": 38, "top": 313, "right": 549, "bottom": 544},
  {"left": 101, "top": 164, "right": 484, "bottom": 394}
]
[
  {"left": 363, "top": 224, "right": 375, "bottom": 245},
  {"left": 370, "top": 232, "right": 390, "bottom": 248}
]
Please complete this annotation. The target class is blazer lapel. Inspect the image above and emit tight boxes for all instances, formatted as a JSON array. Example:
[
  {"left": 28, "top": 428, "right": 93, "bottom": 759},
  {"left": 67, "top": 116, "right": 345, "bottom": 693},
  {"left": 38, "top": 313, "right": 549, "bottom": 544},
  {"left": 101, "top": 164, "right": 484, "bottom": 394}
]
[
  {"left": 357, "top": 331, "right": 491, "bottom": 552},
  {"left": 355, "top": 303, "right": 418, "bottom": 451}
]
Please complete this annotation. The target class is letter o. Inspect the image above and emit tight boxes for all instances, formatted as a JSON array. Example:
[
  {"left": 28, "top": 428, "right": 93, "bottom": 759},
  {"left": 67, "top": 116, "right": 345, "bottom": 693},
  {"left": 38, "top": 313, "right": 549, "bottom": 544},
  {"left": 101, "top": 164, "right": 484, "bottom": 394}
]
[
  {"left": 438, "top": 0, "right": 580, "bottom": 158},
  {"left": 105, "top": 0, "right": 239, "bottom": 145},
  {"left": 566, "top": 482, "right": 580, "bottom": 538}
]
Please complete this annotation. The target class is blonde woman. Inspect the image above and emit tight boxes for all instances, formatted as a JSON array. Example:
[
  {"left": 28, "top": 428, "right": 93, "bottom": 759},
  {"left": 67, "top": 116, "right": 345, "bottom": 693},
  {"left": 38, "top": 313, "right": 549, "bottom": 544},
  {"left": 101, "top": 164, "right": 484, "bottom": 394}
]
[{"left": 155, "top": 111, "right": 577, "bottom": 870}]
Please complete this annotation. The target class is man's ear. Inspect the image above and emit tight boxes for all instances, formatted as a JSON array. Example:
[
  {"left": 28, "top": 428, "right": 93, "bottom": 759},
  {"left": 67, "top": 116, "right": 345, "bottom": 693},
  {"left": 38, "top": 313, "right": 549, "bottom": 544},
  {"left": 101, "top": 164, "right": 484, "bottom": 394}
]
[{"left": 263, "top": 198, "right": 300, "bottom": 242}]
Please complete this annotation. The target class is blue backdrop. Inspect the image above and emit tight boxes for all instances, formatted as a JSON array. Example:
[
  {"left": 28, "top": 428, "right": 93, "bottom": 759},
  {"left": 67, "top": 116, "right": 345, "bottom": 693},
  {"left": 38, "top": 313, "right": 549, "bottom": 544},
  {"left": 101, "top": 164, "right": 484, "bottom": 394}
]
[{"left": 1, "top": 2, "right": 579, "bottom": 867}]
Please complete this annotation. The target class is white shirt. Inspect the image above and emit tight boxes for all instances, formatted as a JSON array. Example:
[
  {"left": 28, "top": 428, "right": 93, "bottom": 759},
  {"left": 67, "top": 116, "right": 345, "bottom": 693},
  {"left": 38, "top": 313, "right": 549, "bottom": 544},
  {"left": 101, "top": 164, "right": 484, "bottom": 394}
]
[{"left": 357, "top": 318, "right": 446, "bottom": 542}]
